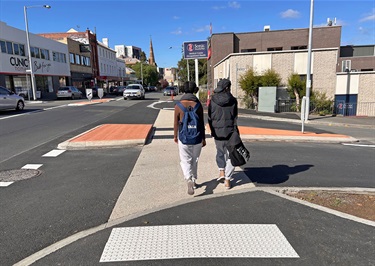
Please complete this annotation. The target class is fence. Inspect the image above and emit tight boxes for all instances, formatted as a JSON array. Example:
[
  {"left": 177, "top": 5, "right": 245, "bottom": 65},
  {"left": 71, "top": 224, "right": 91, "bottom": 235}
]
[{"left": 276, "top": 99, "right": 375, "bottom": 117}]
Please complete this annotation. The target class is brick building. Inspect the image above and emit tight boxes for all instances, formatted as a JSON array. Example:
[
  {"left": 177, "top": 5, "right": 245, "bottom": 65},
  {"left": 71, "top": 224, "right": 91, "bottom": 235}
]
[
  {"left": 209, "top": 26, "right": 375, "bottom": 116},
  {"left": 38, "top": 29, "right": 99, "bottom": 87}
]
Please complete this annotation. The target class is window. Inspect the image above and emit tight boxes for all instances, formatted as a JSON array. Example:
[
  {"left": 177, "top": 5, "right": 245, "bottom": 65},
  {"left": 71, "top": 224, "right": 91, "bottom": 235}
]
[
  {"left": 0, "top": 40, "right": 6, "bottom": 53},
  {"left": 34, "top": 47, "right": 40, "bottom": 58},
  {"left": 75, "top": 54, "right": 81, "bottom": 65},
  {"left": 14, "top": 43, "right": 19, "bottom": 55},
  {"left": 30, "top": 47, "right": 36, "bottom": 57},
  {"left": 53, "top": 51, "right": 57, "bottom": 61},
  {"left": 267, "top": 47, "right": 282, "bottom": 51},
  {"left": 19, "top": 44, "right": 25, "bottom": 56},
  {"left": 6, "top": 41, "right": 13, "bottom": 54},
  {"left": 40, "top": 49, "right": 50, "bottom": 60},
  {"left": 70, "top": 53, "right": 75, "bottom": 63},
  {"left": 291, "top": 46, "right": 307, "bottom": 50},
  {"left": 241, "top": 48, "right": 256, "bottom": 53},
  {"left": 86, "top": 57, "right": 91, "bottom": 66},
  {"left": 62, "top": 53, "right": 66, "bottom": 63}
]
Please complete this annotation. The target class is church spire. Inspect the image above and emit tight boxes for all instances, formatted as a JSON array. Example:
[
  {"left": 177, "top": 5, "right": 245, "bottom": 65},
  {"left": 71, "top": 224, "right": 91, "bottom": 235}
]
[{"left": 148, "top": 36, "right": 156, "bottom": 66}]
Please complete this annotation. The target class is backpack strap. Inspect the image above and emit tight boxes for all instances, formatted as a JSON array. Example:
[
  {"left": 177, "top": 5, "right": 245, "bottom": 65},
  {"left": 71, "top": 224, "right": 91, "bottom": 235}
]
[
  {"left": 176, "top": 102, "right": 187, "bottom": 112},
  {"left": 176, "top": 101, "right": 201, "bottom": 112}
]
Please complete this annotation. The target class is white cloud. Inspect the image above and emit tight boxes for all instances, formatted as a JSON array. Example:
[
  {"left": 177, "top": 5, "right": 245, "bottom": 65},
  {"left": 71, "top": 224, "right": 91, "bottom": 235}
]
[
  {"left": 173, "top": 16, "right": 180, "bottom": 20},
  {"left": 228, "top": 1, "right": 241, "bottom": 9},
  {"left": 171, "top": 28, "right": 182, "bottom": 35},
  {"left": 359, "top": 8, "right": 375, "bottom": 22},
  {"left": 194, "top": 25, "right": 211, "bottom": 33},
  {"left": 212, "top": 5, "right": 226, "bottom": 10},
  {"left": 212, "top": 1, "right": 241, "bottom": 10},
  {"left": 280, "top": 9, "right": 300, "bottom": 19}
]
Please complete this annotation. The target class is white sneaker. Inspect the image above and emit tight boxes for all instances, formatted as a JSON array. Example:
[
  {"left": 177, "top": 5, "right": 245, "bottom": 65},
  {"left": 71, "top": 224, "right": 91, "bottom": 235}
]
[{"left": 187, "top": 180, "right": 194, "bottom": 195}]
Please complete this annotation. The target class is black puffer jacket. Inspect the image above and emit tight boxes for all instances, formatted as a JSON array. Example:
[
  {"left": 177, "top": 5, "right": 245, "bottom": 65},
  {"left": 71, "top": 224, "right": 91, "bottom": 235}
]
[{"left": 208, "top": 91, "right": 238, "bottom": 140}]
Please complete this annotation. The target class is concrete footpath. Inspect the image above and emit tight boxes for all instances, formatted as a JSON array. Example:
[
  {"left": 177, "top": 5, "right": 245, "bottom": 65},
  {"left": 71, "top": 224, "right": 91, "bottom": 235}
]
[{"left": 15, "top": 103, "right": 375, "bottom": 265}]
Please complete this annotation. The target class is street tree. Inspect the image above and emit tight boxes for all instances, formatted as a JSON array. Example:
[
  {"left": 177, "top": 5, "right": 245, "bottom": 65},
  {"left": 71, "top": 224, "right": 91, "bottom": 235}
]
[
  {"left": 287, "top": 73, "right": 306, "bottom": 111},
  {"left": 177, "top": 57, "right": 207, "bottom": 87},
  {"left": 239, "top": 68, "right": 261, "bottom": 109},
  {"left": 261, "top": 69, "right": 282, "bottom": 87},
  {"left": 130, "top": 63, "right": 159, "bottom": 86}
]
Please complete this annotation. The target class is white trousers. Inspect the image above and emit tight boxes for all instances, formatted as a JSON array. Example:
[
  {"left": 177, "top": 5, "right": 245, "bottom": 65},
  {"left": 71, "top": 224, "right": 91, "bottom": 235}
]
[
  {"left": 214, "top": 139, "right": 234, "bottom": 180},
  {"left": 178, "top": 140, "right": 202, "bottom": 181}
]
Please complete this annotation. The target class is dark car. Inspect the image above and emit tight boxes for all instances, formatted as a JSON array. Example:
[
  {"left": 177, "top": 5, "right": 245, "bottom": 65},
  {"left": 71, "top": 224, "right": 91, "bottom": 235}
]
[{"left": 163, "top": 86, "right": 177, "bottom": 96}]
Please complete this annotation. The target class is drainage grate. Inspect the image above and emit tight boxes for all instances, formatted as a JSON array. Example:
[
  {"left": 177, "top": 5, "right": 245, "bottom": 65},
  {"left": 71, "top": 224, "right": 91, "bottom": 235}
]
[
  {"left": 100, "top": 224, "right": 299, "bottom": 262},
  {"left": 0, "top": 169, "right": 41, "bottom": 182}
]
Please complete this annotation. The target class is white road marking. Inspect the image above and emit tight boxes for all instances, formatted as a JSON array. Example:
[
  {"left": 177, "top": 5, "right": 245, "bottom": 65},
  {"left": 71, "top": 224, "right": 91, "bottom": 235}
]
[
  {"left": 342, "top": 143, "right": 375, "bottom": 148},
  {"left": 42, "top": 149, "right": 66, "bottom": 157},
  {"left": 0, "top": 182, "right": 14, "bottom": 187},
  {"left": 21, "top": 164, "right": 43, "bottom": 170},
  {"left": 100, "top": 224, "right": 299, "bottom": 262}
]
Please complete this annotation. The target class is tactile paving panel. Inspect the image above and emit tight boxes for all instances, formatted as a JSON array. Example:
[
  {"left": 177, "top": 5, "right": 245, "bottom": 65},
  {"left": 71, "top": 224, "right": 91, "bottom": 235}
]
[{"left": 100, "top": 224, "right": 299, "bottom": 262}]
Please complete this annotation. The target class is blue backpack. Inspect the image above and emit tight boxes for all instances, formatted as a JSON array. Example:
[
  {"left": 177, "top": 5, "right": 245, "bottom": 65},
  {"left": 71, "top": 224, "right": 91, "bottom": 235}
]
[{"left": 176, "top": 101, "right": 203, "bottom": 145}]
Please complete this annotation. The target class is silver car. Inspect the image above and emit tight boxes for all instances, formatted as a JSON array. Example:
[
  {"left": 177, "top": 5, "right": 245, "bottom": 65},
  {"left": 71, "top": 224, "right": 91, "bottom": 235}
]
[
  {"left": 57, "top": 86, "right": 83, "bottom": 100},
  {"left": 123, "top": 84, "right": 145, "bottom": 100},
  {"left": 0, "top": 86, "right": 25, "bottom": 111}
]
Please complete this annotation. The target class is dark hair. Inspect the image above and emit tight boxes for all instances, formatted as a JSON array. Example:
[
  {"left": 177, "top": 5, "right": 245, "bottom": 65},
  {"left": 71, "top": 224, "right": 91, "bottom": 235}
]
[{"left": 184, "top": 81, "right": 197, "bottom": 94}]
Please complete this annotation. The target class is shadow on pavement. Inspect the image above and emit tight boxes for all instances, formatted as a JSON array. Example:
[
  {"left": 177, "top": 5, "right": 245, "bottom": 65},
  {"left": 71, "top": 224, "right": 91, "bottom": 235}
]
[{"left": 243, "top": 164, "right": 314, "bottom": 184}]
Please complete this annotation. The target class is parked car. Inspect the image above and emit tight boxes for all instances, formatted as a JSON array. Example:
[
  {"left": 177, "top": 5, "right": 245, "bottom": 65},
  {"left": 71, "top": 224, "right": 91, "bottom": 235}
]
[
  {"left": 56, "top": 86, "right": 83, "bottom": 100},
  {"left": 115, "top": 86, "right": 126, "bottom": 96},
  {"left": 15, "top": 87, "right": 29, "bottom": 99},
  {"left": 149, "top": 86, "right": 157, "bottom": 92},
  {"left": 163, "top": 86, "right": 177, "bottom": 96},
  {"left": 0, "top": 86, "right": 25, "bottom": 111},
  {"left": 123, "top": 84, "right": 145, "bottom": 100}
]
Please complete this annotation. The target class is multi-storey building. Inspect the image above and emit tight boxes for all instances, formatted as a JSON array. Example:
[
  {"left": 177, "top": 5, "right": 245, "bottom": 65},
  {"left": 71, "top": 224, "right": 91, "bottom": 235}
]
[
  {"left": 210, "top": 25, "right": 375, "bottom": 116},
  {"left": 38, "top": 28, "right": 99, "bottom": 88},
  {"left": 55, "top": 37, "right": 93, "bottom": 92},
  {"left": 97, "top": 38, "right": 119, "bottom": 90},
  {"left": 0, "top": 21, "right": 70, "bottom": 99}
]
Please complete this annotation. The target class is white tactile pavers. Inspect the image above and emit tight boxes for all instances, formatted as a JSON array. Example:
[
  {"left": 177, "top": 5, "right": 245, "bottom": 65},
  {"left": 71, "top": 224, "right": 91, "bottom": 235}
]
[{"left": 100, "top": 224, "right": 299, "bottom": 262}]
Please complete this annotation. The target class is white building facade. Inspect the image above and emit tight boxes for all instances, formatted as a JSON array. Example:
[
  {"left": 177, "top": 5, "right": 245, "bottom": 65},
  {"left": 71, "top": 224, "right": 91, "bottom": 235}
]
[
  {"left": 97, "top": 39, "right": 118, "bottom": 89},
  {"left": 0, "top": 21, "right": 70, "bottom": 99}
]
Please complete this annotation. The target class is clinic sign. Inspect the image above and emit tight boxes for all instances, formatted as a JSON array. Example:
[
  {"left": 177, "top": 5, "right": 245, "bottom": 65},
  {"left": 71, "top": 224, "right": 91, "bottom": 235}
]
[{"left": 183, "top": 41, "right": 208, "bottom": 59}]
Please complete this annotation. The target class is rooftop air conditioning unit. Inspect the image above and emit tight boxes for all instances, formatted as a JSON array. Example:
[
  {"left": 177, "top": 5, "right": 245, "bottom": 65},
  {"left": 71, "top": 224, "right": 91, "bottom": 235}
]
[{"left": 264, "top": 25, "right": 270, "bottom": 31}]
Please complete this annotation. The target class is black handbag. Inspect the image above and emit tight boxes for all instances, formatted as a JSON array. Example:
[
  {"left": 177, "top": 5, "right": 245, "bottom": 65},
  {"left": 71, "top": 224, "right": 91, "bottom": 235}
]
[{"left": 227, "top": 129, "right": 250, "bottom": 167}]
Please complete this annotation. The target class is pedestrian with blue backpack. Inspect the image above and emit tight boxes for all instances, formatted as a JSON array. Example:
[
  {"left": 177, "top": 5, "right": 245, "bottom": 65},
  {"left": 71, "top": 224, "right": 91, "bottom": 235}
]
[
  {"left": 174, "top": 81, "right": 206, "bottom": 195},
  {"left": 208, "top": 78, "right": 238, "bottom": 190}
]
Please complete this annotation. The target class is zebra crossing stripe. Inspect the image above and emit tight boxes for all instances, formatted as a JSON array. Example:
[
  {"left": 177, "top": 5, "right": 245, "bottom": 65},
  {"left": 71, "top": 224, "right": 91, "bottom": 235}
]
[
  {"left": 22, "top": 164, "right": 43, "bottom": 170},
  {"left": 42, "top": 149, "right": 66, "bottom": 157},
  {"left": 0, "top": 182, "right": 14, "bottom": 187}
]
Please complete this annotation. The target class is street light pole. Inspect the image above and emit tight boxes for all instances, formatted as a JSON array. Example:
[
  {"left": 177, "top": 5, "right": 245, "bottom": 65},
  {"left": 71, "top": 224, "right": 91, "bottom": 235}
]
[
  {"left": 305, "top": 0, "right": 314, "bottom": 121},
  {"left": 24, "top": 5, "right": 51, "bottom": 101}
]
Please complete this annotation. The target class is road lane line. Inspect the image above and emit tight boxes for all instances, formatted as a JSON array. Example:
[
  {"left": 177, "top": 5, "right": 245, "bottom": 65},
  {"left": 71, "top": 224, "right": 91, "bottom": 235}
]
[{"left": 342, "top": 143, "right": 375, "bottom": 148}]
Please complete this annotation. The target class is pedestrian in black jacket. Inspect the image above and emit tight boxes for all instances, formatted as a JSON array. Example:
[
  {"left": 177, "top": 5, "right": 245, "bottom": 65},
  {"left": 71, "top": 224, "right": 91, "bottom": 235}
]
[{"left": 208, "top": 78, "right": 238, "bottom": 189}]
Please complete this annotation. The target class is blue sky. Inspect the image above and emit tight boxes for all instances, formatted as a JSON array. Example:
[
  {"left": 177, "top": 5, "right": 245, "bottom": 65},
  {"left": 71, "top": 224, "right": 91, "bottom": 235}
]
[{"left": 1, "top": 0, "right": 374, "bottom": 68}]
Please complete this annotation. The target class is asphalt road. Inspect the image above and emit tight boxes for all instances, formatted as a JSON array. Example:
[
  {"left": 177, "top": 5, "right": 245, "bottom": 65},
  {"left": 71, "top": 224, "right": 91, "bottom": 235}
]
[{"left": 0, "top": 93, "right": 374, "bottom": 265}]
